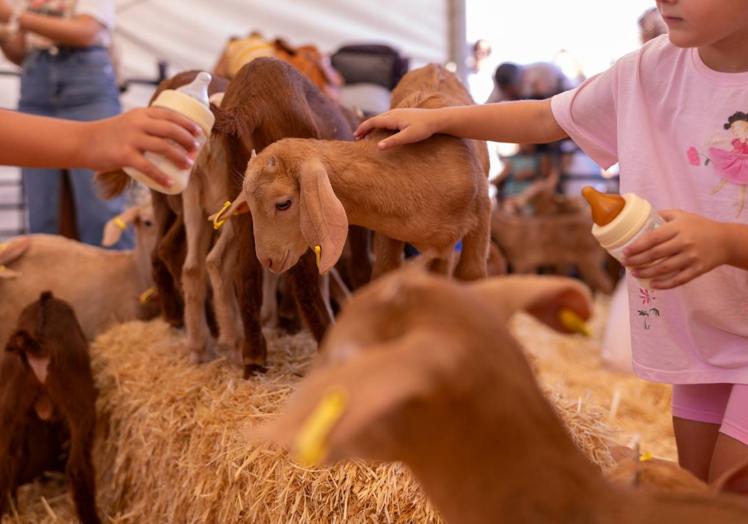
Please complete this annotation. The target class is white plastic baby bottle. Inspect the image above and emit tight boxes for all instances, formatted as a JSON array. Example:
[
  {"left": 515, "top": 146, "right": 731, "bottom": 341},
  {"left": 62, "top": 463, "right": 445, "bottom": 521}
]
[
  {"left": 582, "top": 187, "right": 665, "bottom": 289},
  {"left": 124, "top": 71, "right": 215, "bottom": 194}
]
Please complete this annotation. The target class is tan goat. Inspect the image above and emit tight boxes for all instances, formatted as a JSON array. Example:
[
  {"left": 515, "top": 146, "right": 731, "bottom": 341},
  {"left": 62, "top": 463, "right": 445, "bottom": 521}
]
[
  {"left": 0, "top": 204, "right": 157, "bottom": 350},
  {"left": 224, "top": 64, "right": 490, "bottom": 280},
  {"left": 492, "top": 199, "right": 614, "bottom": 293},
  {"left": 261, "top": 265, "right": 748, "bottom": 523},
  {"left": 99, "top": 61, "right": 364, "bottom": 375}
]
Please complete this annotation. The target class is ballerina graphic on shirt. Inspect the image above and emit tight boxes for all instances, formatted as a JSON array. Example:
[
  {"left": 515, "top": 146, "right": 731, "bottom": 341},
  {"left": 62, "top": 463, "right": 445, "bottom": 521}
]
[{"left": 687, "top": 111, "right": 748, "bottom": 216}]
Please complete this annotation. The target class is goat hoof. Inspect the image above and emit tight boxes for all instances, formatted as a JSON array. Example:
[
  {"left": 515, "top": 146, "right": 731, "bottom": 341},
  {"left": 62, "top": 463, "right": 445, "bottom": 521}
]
[
  {"left": 243, "top": 363, "right": 268, "bottom": 378},
  {"left": 217, "top": 341, "right": 244, "bottom": 367},
  {"left": 190, "top": 349, "right": 216, "bottom": 365}
]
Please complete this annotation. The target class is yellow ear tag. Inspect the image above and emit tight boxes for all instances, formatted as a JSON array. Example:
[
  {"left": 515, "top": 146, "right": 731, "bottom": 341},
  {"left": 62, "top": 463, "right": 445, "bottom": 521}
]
[
  {"left": 139, "top": 286, "right": 156, "bottom": 304},
  {"left": 639, "top": 451, "right": 654, "bottom": 462},
  {"left": 113, "top": 217, "right": 127, "bottom": 230},
  {"left": 293, "top": 387, "right": 348, "bottom": 468},
  {"left": 313, "top": 244, "right": 322, "bottom": 270},
  {"left": 212, "top": 201, "right": 232, "bottom": 231},
  {"left": 559, "top": 308, "right": 591, "bottom": 337}
]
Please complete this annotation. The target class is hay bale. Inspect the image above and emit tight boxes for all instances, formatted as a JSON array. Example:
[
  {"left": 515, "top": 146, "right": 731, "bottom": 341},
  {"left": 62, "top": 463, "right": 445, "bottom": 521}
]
[
  {"left": 6, "top": 297, "right": 666, "bottom": 522},
  {"left": 512, "top": 296, "right": 676, "bottom": 461}
]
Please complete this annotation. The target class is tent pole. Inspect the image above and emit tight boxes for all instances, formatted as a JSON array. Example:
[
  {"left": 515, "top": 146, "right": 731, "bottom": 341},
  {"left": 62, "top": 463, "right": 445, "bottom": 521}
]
[{"left": 447, "top": 0, "right": 468, "bottom": 83}]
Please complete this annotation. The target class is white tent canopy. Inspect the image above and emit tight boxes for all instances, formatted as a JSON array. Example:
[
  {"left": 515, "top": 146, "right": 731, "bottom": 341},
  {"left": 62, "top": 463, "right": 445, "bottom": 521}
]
[
  {"left": 0, "top": 0, "right": 451, "bottom": 108},
  {"left": 0, "top": 0, "right": 454, "bottom": 237}
]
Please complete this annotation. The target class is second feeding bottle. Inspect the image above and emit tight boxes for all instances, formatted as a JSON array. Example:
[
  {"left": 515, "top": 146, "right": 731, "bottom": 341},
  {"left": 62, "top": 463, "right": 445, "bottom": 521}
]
[{"left": 582, "top": 187, "right": 665, "bottom": 288}]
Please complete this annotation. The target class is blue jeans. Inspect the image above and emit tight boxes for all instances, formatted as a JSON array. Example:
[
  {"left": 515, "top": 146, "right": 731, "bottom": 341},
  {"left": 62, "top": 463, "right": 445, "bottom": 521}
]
[{"left": 19, "top": 46, "right": 132, "bottom": 249}]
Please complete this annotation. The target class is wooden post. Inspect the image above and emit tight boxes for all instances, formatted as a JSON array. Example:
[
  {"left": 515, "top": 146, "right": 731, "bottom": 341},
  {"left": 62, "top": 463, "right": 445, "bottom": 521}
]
[{"left": 447, "top": 0, "right": 468, "bottom": 83}]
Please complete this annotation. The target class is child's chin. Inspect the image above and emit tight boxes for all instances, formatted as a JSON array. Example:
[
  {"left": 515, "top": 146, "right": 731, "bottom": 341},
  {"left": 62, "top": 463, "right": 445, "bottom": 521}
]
[{"left": 666, "top": 31, "right": 700, "bottom": 49}]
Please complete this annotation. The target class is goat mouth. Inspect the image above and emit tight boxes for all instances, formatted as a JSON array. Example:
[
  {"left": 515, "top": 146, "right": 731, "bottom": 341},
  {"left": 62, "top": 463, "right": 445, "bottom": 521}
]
[{"left": 271, "top": 251, "right": 290, "bottom": 274}]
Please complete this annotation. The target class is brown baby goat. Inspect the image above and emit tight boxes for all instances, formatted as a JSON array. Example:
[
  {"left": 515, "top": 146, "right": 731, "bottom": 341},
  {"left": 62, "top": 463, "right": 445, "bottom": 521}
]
[
  {"left": 262, "top": 265, "right": 748, "bottom": 523},
  {"left": 224, "top": 64, "right": 490, "bottom": 280},
  {"left": 0, "top": 292, "right": 99, "bottom": 524}
]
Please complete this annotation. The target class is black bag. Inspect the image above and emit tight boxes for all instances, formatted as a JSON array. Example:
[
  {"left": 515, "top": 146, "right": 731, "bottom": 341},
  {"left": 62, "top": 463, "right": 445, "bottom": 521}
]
[{"left": 331, "top": 44, "right": 409, "bottom": 90}]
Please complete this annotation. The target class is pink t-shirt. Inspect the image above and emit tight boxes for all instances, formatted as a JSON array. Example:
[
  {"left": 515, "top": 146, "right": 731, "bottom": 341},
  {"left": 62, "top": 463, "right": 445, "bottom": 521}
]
[{"left": 552, "top": 35, "right": 748, "bottom": 385}]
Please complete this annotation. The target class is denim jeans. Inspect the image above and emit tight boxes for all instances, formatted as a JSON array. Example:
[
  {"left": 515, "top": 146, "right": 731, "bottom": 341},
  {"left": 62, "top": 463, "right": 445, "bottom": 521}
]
[{"left": 19, "top": 46, "right": 132, "bottom": 249}]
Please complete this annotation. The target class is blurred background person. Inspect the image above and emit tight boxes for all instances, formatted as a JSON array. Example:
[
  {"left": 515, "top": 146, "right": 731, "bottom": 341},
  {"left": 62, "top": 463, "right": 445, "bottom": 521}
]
[
  {"left": 638, "top": 7, "right": 667, "bottom": 45},
  {"left": 0, "top": 0, "right": 130, "bottom": 248},
  {"left": 466, "top": 38, "right": 494, "bottom": 103}
]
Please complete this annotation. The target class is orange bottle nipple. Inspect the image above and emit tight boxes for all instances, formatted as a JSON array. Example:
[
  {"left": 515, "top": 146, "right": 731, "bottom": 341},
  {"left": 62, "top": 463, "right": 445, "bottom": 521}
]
[{"left": 582, "top": 186, "right": 626, "bottom": 226}]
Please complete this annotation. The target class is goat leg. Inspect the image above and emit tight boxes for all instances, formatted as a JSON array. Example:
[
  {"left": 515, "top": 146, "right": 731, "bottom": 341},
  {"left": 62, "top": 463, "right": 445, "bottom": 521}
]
[
  {"left": 288, "top": 251, "right": 333, "bottom": 343},
  {"left": 260, "top": 268, "right": 280, "bottom": 329},
  {"left": 206, "top": 222, "right": 243, "bottom": 363},
  {"left": 346, "top": 225, "right": 372, "bottom": 289},
  {"left": 181, "top": 185, "right": 215, "bottom": 363},
  {"left": 371, "top": 234, "right": 404, "bottom": 280},
  {"left": 0, "top": 431, "right": 21, "bottom": 518},
  {"left": 453, "top": 211, "right": 490, "bottom": 281},
  {"left": 66, "top": 423, "right": 101, "bottom": 524},
  {"left": 151, "top": 192, "right": 185, "bottom": 327},
  {"left": 235, "top": 217, "right": 267, "bottom": 377}
]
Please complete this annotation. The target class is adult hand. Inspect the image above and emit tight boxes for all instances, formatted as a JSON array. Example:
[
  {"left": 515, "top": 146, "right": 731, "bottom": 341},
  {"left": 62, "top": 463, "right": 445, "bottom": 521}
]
[
  {"left": 622, "top": 210, "right": 729, "bottom": 289},
  {"left": 83, "top": 107, "right": 201, "bottom": 188},
  {"left": 354, "top": 108, "right": 441, "bottom": 150}
]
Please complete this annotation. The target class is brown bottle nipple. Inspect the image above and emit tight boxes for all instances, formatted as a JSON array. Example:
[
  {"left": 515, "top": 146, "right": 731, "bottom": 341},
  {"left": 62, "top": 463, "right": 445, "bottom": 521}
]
[{"left": 582, "top": 186, "right": 626, "bottom": 226}]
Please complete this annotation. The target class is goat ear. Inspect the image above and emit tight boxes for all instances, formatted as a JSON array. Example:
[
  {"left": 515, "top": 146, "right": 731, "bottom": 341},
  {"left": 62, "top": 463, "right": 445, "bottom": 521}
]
[
  {"left": 95, "top": 169, "right": 131, "bottom": 200},
  {"left": 208, "top": 92, "right": 225, "bottom": 108},
  {"left": 212, "top": 105, "right": 236, "bottom": 136},
  {"left": 298, "top": 159, "right": 348, "bottom": 274},
  {"left": 5, "top": 330, "right": 50, "bottom": 384},
  {"left": 209, "top": 193, "right": 250, "bottom": 229},
  {"left": 468, "top": 276, "right": 592, "bottom": 334},
  {"left": 101, "top": 205, "right": 140, "bottom": 247},
  {"left": 255, "top": 333, "right": 438, "bottom": 466},
  {"left": 0, "top": 237, "right": 31, "bottom": 278},
  {"left": 5, "top": 329, "right": 33, "bottom": 355}
]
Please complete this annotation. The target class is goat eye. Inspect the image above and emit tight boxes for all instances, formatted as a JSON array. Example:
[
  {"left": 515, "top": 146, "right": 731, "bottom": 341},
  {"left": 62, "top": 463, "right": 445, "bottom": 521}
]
[
  {"left": 144, "top": 220, "right": 153, "bottom": 227},
  {"left": 275, "top": 200, "right": 292, "bottom": 211}
]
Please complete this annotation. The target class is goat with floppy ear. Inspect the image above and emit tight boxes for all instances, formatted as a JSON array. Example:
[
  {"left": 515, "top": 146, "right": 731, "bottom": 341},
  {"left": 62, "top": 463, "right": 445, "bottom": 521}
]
[
  {"left": 205, "top": 57, "right": 371, "bottom": 375},
  {"left": 259, "top": 265, "right": 748, "bottom": 523},
  {"left": 224, "top": 64, "right": 491, "bottom": 281},
  {"left": 0, "top": 202, "right": 159, "bottom": 350},
  {"left": 0, "top": 292, "right": 100, "bottom": 524}
]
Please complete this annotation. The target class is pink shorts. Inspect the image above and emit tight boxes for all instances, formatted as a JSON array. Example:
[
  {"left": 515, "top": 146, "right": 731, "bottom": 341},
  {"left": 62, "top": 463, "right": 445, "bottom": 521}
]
[{"left": 672, "top": 383, "right": 748, "bottom": 446}]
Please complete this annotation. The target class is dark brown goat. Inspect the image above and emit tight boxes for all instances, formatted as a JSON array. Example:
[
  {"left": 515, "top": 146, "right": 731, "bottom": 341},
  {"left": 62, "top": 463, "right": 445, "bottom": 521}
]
[
  {"left": 211, "top": 58, "right": 360, "bottom": 375},
  {"left": 0, "top": 292, "right": 99, "bottom": 524},
  {"left": 98, "top": 72, "right": 230, "bottom": 332},
  {"left": 99, "top": 61, "right": 370, "bottom": 376}
]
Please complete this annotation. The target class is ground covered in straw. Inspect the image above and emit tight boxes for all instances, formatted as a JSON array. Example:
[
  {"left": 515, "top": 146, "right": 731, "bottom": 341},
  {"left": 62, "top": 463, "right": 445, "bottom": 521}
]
[{"left": 3, "top": 297, "right": 674, "bottom": 523}]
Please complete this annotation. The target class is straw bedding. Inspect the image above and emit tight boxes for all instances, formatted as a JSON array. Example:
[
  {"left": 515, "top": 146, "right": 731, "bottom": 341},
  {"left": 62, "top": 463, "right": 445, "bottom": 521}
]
[{"left": 3, "top": 296, "right": 674, "bottom": 523}]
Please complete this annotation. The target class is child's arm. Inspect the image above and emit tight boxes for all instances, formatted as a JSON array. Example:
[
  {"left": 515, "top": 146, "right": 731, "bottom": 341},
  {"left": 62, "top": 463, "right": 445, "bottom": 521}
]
[
  {"left": 0, "top": 108, "right": 200, "bottom": 188},
  {"left": 0, "top": 30, "right": 26, "bottom": 66},
  {"left": 0, "top": 0, "right": 104, "bottom": 48},
  {"left": 622, "top": 210, "right": 748, "bottom": 289},
  {"left": 355, "top": 99, "right": 567, "bottom": 150}
]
